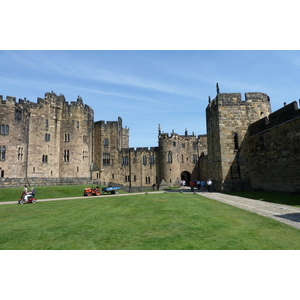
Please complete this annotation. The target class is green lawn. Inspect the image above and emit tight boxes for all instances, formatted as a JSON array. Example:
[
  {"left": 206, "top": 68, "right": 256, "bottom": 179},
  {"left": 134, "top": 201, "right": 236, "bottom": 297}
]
[
  {"left": 0, "top": 192, "right": 299, "bottom": 250},
  {"left": 0, "top": 184, "right": 116, "bottom": 202}
]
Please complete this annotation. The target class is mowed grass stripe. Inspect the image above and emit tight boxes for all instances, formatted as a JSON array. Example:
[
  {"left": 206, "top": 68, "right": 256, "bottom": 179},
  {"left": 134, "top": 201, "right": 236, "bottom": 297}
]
[{"left": 1, "top": 193, "right": 299, "bottom": 250}]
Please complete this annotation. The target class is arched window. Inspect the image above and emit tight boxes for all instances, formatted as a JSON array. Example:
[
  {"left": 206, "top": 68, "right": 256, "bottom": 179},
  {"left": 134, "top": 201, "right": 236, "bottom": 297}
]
[
  {"left": 234, "top": 133, "right": 239, "bottom": 150},
  {"left": 167, "top": 152, "right": 172, "bottom": 163}
]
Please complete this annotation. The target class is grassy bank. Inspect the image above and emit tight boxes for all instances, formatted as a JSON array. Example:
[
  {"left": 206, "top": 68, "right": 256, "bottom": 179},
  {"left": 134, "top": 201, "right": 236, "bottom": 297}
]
[
  {"left": 1, "top": 192, "right": 299, "bottom": 250},
  {"left": 0, "top": 184, "right": 119, "bottom": 202}
]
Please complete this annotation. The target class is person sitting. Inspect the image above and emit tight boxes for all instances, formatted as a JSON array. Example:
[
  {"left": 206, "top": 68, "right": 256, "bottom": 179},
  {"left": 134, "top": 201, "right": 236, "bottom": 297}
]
[{"left": 25, "top": 187, "right": 36, "bottom": 201}]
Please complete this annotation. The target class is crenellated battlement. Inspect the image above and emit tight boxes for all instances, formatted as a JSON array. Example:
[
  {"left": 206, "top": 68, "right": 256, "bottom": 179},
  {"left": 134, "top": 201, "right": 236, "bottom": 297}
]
[
  {"left": 0, "top": 91, "right": 94, "bottom": 120},
  {"left": 248, "top": 101, "right": 300, "bottom": 136},
  {"left": 209, "top": 92, "right": 270, "bottom": 108}
]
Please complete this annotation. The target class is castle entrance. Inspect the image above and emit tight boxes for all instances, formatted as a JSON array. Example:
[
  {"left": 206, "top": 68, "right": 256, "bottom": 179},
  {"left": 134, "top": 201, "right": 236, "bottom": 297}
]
[{"left": 181, "top": 171, "right": 191, "bottom": 185}]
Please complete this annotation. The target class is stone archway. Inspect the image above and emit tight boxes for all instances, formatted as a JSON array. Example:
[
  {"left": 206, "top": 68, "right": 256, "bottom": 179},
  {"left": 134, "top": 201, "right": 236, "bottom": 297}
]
[{"left": 181, "top": 171, "right": 191, "bottom": 186}]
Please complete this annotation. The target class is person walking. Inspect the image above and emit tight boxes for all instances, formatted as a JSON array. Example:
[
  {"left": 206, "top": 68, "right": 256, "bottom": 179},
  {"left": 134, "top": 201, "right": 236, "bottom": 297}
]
[{"left": 207, "top": 179, "right": 212, "bottom": 193}]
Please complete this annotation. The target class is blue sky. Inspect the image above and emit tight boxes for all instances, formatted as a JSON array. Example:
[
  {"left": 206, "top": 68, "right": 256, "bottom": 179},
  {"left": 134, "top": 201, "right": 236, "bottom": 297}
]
[{"left": 1, "top": 50, "right": 300, "bottom": 147}]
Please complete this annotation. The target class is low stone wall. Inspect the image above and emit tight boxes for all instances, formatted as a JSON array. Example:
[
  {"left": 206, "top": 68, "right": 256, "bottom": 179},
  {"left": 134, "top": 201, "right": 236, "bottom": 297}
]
[{"left": 0, "top": 177, "right": 93, "bottom": 188}]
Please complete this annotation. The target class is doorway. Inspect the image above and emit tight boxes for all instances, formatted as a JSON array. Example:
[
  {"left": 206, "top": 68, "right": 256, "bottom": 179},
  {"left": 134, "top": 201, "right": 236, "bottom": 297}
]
[{"left": 181, "top": 171, "right": 191, "bottom": 185}]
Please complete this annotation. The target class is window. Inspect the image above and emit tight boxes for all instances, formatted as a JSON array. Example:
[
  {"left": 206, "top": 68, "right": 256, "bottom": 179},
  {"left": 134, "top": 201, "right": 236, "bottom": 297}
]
[
  {"left": 234, "top": 133, "right": 239, "bottom": 150},
  {"left": 122, "top": 156, "right": 129, "bottom": 165},
  {"left": 182, "top": 143, "right": 185, "bottom": 148},
  {"left": 167, "top": 152, "right": 172, "bottom": 163},
  {"left": 64, "top": 133, "right": 70, "bottom": 142},
  {"left": 192, "top": 154, "right": 198, "bottom": 163},
  {"left": 76, "top": 121, "right": 79, "bottom": 128},
  {"left": 103, "top": 153, "right": 110, "bottom": 166},
  {"left": 142, "top": 155, "right": 147, "bottom": 165},
  {"left": 0, "top": 146, "right": 6, "bottom": 160},
  {"left": 18, "top": 147, "right": 23, "bottom": 161},
  {"left": 63, "top": 150, "right": 70, "bottom": 162},
  {"left": 150, "top": 155, "right": 155, "bottom": 165},
  {"left": 42, "top": 155, "right": 48, "bottom": 163},
  {"left": 125, "top": 175, "right": 130, "bottom": 182},
  {"left": 82, "top": 151, "right": 89, "bottom": 161},
  {"left": 104, "top": 138, "right": 109, "bottom": 147},
  {"left": 1, "top": 125, "right": 9, "bottom": 135},
  {"left": 173, "top": 142, "right": 176, "bottom": 147},
  {"left": 1, "top": 170, "right": 4, "bottom": 177},
  {"left": 145, "top": 177, "right": 150, "bottom": 184},
  {"left": 181, "top": 154, "right": 184, "bottom": 163},
  {"left": 45, "top": 133, "right": 50, "bottom": 141},
  {"left": 46, "top": 119, "right": 49, "bottom": 128},
  {"left": 15, "top": 109, "right": 22, "bottom": 121}
]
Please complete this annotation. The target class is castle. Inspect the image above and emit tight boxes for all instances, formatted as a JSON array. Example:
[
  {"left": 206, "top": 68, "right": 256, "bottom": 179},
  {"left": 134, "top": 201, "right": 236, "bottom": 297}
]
[{"left": 1, "top": 88, "right": 299, "bottom": 194}]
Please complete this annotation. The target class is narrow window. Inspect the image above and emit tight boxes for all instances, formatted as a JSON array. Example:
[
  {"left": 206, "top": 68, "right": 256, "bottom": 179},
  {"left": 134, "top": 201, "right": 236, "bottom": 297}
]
[
  {"left": 122, "top": 156, "right": 129, "bottom": 165},
  {"left": 1, "top": 170, "right": 4, "bottom": 177},
  {"left": 167, "top": 152, "right": 172, "bottom": 163},
  {"left": 150, "top": 155, "right": 155, "bottom": 165},
  {"left": 143, "top": 155, "right": 147, "bottom": 165},
  {"left": 46, "top": 119, "right": 49, "bottom": 128},
  {"left": 104, "top": 138, "right": 109, "bottom": 146},
  {"left": 5, "top": 125, "right": 9, "bottom": 135},
  {"left": 1, "top": 146, "right": 6, "bottom": 160},
  {"left": 64, "top": 150, "right": 70, "bottom": 162},
  {"left": 234, "top": 133, "right": 239, "bottom": 150}
]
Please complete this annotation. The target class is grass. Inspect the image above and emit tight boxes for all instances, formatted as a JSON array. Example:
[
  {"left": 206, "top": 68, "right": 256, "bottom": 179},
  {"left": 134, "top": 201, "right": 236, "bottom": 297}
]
[
  {"left": 0, "top": 184, "right": 126, "bottom": 202},
  {"left": 226, "top": 190, "right": 300, "bottom": 207},
  {"left": 0, "top": 192, "right": 300, "bottom": 250}
]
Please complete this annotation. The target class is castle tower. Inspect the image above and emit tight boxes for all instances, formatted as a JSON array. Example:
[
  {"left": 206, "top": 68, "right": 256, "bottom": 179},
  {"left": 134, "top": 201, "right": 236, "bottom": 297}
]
[
  {"left": 206, "top": 91, "right": 271, "bottom": 191},
  {"left": 0, "top": 92, "right": 94, "bottom": 187},
  {"left": 94, "top": 117, "right": 129, "bottom": 184},
  {"left": 157, "top": 128, "right": 207, "bottom": 187}
]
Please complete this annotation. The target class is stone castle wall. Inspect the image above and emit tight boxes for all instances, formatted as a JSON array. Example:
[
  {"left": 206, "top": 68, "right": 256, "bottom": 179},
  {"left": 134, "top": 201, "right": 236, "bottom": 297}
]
[
  {"left": 0, "top": 92, "right": 94, "bottom": 188},
  {"left": 246, "top": 101, "right": 300, "bottom": 193}
]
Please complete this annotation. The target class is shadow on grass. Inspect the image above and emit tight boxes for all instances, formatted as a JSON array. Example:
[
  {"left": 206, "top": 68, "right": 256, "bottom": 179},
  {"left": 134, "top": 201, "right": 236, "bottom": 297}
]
[{"left": 226, "top": 190, "right": 300, "bottom": 207}]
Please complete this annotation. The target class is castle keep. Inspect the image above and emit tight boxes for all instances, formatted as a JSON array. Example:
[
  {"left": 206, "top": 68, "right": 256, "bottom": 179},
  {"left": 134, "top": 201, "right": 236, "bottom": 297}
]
[{"left": 1, "top": 89, "right": 299, "bottom": 194}]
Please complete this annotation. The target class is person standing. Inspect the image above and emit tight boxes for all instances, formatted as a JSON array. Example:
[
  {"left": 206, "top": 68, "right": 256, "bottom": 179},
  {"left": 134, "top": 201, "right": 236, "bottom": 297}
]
[
  {"left": 190, "top": 180, "right": 195, "bottom": 192},
  {"left": 207, "top": 179, "right": 212, "bottom": 193}
]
